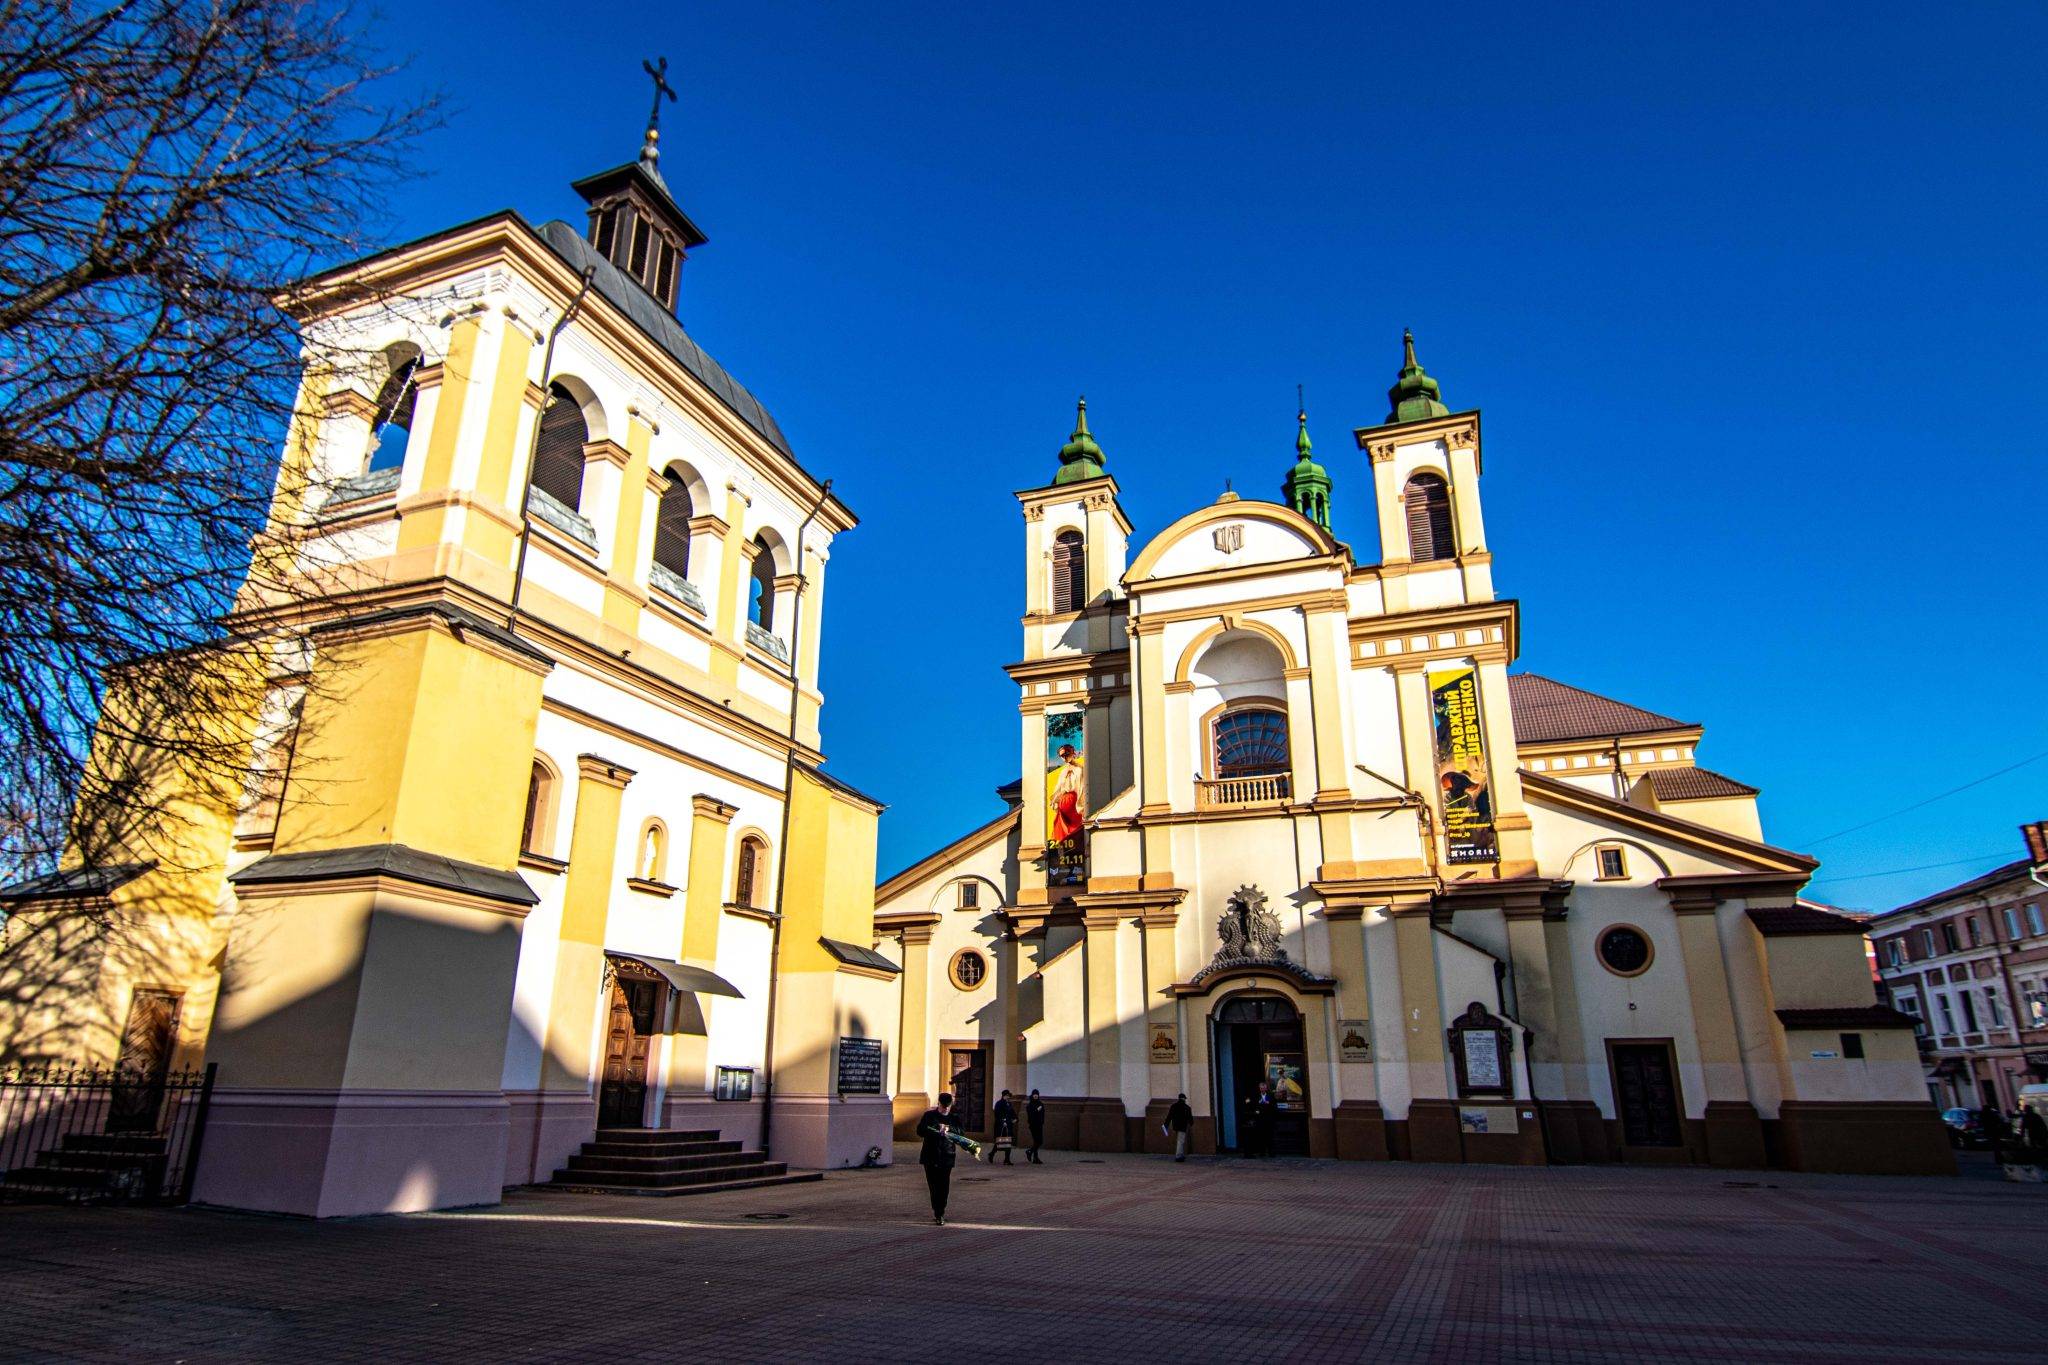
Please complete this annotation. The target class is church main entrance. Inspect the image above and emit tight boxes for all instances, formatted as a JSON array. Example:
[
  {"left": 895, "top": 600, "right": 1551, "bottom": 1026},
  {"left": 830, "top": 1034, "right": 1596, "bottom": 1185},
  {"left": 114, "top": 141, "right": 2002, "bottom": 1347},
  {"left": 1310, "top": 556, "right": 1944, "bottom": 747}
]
[{"left": 1212, "top": 995, "right": 1309, "bottom": 1155}]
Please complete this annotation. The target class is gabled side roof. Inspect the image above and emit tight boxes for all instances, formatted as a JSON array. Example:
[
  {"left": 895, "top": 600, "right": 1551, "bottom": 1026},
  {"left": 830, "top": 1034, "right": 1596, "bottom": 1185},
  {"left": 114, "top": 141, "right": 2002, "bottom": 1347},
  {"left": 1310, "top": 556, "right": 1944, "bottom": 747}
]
[
  {"left": 1646, "top": 766, "right": 1758, "bottom": 801},
  {"left": 876, "top": 805, "right": 1019, "bottom": 905},
  {"left": 1519, "top": 769, "right": 1817, "bottom": 874},
  {"left": 1509, "top": 673, "right": 1694, "bottom": 745}
]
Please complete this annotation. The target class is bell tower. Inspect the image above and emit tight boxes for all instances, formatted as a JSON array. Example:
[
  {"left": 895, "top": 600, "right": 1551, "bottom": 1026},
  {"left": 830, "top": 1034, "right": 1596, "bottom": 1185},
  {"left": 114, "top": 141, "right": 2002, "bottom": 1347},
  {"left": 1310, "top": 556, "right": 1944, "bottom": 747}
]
[
  {"left": 1012, "top": 398, "right": 1134, "bottom": 909},
  {"left": 1356, "top": 331, "right": 1493, "bottom": 611}
]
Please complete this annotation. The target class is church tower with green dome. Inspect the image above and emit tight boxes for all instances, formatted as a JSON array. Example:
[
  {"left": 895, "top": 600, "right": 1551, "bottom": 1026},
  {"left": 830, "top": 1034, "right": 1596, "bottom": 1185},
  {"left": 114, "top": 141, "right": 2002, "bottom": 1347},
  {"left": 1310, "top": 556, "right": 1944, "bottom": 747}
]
[
  {"left": 1386, "top": 328, "right": 1449, "bottom": 424},
  {"left": 1281, "top": 395, "right": 1332, "bottom": 531},
  {"left": 1052, "top": 396, "right": 1108, "bottom": 484}
]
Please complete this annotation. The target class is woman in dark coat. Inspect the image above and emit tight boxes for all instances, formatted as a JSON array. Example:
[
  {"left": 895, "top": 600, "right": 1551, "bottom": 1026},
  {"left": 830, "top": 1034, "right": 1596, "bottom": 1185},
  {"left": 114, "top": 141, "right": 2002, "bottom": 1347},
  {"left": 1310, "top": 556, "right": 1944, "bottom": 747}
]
[{"left": 1025, "top": 1089, "right": 1047, "bottom": 1164}]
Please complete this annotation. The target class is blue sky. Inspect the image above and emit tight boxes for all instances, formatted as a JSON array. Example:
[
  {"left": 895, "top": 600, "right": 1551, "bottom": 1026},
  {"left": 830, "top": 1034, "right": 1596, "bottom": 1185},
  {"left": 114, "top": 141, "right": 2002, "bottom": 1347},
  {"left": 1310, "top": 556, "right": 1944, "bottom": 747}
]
[{"left": 376, "top": 3, "right": 2046, "bottom": 908}]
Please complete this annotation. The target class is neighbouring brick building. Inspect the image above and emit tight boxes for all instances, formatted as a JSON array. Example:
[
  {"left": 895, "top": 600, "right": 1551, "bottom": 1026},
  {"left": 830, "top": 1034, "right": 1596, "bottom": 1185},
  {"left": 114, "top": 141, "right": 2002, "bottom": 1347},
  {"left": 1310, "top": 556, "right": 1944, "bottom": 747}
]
[{"left": 1869, "top": 824, "right": 2048, "bottom": 1112}]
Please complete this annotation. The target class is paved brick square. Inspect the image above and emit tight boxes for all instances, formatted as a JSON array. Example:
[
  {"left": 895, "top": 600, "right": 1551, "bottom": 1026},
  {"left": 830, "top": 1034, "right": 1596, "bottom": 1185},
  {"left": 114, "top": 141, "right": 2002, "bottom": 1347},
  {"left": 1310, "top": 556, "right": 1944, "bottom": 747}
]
[{"left": 1, "top": 1150, "right": 2043, "bottom": 1363}]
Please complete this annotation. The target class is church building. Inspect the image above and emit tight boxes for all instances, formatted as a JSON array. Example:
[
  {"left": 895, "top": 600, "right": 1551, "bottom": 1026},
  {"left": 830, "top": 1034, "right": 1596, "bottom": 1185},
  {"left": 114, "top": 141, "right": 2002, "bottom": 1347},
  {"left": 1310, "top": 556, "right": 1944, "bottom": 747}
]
[
  {"left": 0, "top": 97, "right": 895, "bottom": 1214},
  {"left": 874, "top": 339, "right": 1951, "bottom": 1174}
]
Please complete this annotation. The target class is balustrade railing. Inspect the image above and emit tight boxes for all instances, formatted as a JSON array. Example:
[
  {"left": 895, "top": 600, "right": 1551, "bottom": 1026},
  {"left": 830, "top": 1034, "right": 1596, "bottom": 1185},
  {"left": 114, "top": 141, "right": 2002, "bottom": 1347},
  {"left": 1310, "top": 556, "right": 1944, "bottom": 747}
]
[{"left": 1196, "top": 772, "right": 1291, "bottom": 808}]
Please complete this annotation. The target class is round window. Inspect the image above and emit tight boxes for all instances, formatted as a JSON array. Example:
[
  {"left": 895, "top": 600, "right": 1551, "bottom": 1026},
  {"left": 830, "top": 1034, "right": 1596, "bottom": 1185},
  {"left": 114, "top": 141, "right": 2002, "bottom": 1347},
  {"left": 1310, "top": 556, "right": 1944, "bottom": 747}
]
[
  {"left": 949, "top": 949, "right": 988, "bottom": 991},
  {"left": 1597, "top": 925, "right": 1653, "bottom": 977}
]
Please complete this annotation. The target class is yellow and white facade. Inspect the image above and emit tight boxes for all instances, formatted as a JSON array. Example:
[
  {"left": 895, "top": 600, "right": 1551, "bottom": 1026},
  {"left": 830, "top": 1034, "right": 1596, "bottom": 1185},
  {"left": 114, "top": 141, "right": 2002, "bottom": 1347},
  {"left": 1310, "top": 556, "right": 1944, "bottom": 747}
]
[
  {"left": 0, "top": 133, "right": 894, "bottom": 1215},
  {"left": 875, "top": 348, "right": 1952, "bottom": 1175}
]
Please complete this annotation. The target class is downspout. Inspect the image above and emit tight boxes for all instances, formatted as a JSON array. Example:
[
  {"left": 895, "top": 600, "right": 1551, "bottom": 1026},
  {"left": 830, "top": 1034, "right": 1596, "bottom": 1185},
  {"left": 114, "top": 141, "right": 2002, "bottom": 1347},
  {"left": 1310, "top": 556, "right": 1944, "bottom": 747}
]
[
  {"left": 757, "top": 480, "right": 834, "bottom": 1159},
  {"left": 503, "top": 267, "right": 595, "bottom": 630}
]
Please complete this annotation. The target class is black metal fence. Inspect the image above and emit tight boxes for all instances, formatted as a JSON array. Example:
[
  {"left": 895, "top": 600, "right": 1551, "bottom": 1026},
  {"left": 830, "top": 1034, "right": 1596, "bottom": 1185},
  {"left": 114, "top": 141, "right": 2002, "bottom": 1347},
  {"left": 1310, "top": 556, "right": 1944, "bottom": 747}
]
[{"left": 0, "top": 1062, "right": 216, "bottom": 1205}]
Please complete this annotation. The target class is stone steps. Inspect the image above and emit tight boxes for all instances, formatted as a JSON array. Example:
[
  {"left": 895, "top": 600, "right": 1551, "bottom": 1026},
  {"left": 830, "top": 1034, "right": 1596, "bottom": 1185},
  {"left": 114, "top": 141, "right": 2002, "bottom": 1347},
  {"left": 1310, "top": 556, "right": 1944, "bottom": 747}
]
[{"left": 548, "top": 1127, "right": 813, "bottom": 1198}]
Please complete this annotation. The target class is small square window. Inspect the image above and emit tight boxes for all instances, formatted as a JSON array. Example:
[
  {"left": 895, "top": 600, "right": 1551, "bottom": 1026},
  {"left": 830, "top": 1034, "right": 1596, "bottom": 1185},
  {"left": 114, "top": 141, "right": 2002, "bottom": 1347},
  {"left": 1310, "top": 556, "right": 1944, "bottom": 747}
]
[
  {"left": 958, "top": 881, "right": 979, "bottom": 910},
  {"left": 1840, "top": 1032, "right": 1864, "bottom": 1060},
  {"left": 1596, "top": 846, "right": 1627, "bottom": 880}
]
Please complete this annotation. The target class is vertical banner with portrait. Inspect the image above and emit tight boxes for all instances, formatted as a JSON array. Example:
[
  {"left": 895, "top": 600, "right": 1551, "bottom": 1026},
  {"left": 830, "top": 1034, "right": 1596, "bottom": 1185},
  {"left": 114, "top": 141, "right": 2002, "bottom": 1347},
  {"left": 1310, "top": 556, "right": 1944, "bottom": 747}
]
[
  {"left": 1428, "top": 666, "right": 1498, "bottom": 864},
  {"left": 1045, "top": 707, "right": 1087, "bottom": 885}
]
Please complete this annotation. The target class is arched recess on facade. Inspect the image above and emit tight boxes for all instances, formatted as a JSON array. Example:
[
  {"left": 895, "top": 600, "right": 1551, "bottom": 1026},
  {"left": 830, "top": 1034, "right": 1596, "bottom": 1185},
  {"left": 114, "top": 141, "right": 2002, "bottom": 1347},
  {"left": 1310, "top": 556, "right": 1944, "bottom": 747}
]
[
  {"left": 1562, "top": 836, "right": 1671, "bottom": 885},
  {"left": 634, "top": 817, "right": 671, "bottom": 884},
  {"left": 541, "top": 372, "right": 610, "bottom": 444},
  {"left": 364, "top": 341, "right": 423, "bottom": 473},
  {"left": 929, "top": 873, "right": 1005, "bottom": 915},
  {"left": 1172, "top": 618, "right": 1300, "bottom": 685},
  {"left": 1126, "top": 500, "right": 1341, "bottom": 581},
  {"left": 744, "top": 525, "right": 796, "bottom": 636}
]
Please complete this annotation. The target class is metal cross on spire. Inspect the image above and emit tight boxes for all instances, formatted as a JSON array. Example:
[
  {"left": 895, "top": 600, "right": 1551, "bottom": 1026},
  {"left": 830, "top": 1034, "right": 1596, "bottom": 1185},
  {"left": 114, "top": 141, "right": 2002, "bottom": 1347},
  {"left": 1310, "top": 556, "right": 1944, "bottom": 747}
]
[{"left": 640, "top": 56, "right": 677, "bottom": 164}]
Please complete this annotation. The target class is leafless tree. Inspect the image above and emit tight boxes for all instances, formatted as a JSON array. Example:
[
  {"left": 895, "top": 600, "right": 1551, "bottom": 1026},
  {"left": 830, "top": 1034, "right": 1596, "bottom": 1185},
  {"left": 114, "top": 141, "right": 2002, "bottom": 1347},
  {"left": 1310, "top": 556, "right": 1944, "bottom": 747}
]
[{"left": 0, "top": 0, "right": 434, "bottom": 897}]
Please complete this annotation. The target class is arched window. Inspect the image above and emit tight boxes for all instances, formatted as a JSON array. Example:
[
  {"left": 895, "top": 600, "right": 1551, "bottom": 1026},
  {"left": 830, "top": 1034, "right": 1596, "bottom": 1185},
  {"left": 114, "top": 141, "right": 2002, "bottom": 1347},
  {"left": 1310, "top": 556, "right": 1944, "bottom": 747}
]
[
  {"left": 367, "top": 356, "right": 419, "bottom": 472},
  {"left": 520, "top": 760, "right": 556, "bottom": 857},
  {"left": 1403, "top": 472, "right": 1454, "bottom": 562},
  {"left": 734, "top": 835, "right": 768, "bottom": 908},
  {"left": 652, "top": 474, "right": 693, "bottom": 577},
  {"left": 748, "top": 544, "right": 776, "bottom": 631},
  {"left": 1213, "top": 707, "right": 1290, "bottom": 779},
  {"left": 1051, "top": 529, "right": 1085, "bottom": 613},
  {"left": 530, "top": 382, "right": 588, "bottom": 510}
]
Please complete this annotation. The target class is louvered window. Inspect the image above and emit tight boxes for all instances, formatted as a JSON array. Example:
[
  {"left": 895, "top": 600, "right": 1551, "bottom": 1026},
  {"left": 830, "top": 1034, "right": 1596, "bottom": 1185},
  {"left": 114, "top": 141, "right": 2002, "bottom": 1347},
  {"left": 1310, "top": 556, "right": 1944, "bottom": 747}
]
[
  {"left": 1403, "top": 473, "right": 1454, "bottom": 562},
  {"left": 531, "top": 383, "right": 588, "bottom": 510},
  {"left": 1051, "top": 529, "right": 1085, "bottom": 613},
  {"left": 652, "top": 475, "right": 692, "bottom": 576},
  {"left": 735, "top": 837, "right": 766, "bottom": 908},
  {"left": 1213, "top": 708, "right": 1290, "bottom": 778}
]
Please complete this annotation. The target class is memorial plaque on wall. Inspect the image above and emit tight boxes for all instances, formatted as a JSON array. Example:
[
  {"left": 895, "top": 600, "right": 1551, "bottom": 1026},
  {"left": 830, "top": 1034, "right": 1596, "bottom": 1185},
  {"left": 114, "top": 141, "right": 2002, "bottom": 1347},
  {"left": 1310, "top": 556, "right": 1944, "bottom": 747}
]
[
  {"left": 1446, "top": 1000, "right": 1512, "bottom": 1097},
  {"left": 836, "top": 1037, "right": 884, "bottom": 1095},
  {"left": 1148, "top": 1018, "right": 1178, "bottom": 1064}
]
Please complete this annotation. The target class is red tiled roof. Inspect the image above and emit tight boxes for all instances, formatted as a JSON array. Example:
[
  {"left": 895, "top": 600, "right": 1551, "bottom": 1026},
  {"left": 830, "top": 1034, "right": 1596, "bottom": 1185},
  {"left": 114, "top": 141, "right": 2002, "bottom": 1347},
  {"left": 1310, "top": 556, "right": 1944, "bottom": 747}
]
[
  {"left": 1747, "top": 904, "right": 1868, "bottom": 936},
  {"left": 1646, "top": 766, "right": 1758, "bottom": 802},
  {"left": 1508, "top": 673, "right": 1693, "bottom": 745},
  {"left": 1775, "top": 1005, "right": 1917, "bottom": 1031}
]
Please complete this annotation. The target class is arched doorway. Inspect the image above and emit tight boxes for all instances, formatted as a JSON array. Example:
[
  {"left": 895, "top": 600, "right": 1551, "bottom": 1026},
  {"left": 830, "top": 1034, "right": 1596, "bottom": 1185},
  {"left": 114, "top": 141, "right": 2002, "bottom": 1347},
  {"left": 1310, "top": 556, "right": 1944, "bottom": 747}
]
[{"left": 1212, "top": 994, "right": 1310, "bottom": 1155}]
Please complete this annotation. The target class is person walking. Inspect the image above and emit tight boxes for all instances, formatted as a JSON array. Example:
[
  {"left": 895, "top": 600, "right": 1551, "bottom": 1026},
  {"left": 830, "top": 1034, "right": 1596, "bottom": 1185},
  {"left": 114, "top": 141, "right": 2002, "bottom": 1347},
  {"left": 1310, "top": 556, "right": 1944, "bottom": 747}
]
[
  {"left": 992, "top": 1089, "right": 1018, "bottom": 1165},
  {"left": 917, "top": 1092, "right": 960, "bottom": 1225},
  {"left": 2020, "top": 1105, "right": 2048, "bottom": 1155},
  {"left": 1166, "top": 1092, "right": 1194, "bottom": 1162},
  {"left": 1025, "top": 1088, "right": 1047, "bottom": 1164},
  {"left": 1245, "top": 1080, "right": 1277, "bottom": 1158}
]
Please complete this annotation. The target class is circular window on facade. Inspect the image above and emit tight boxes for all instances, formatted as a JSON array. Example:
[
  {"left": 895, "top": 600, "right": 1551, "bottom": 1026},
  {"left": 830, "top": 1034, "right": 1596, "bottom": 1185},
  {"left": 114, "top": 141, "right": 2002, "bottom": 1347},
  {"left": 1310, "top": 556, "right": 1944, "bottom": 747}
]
[
  {"left": 1597, "top": 925, "right": 1653, "bottom": 977},
  {"left": 949, "top": 948, "right": 988, "bottom": 991}
]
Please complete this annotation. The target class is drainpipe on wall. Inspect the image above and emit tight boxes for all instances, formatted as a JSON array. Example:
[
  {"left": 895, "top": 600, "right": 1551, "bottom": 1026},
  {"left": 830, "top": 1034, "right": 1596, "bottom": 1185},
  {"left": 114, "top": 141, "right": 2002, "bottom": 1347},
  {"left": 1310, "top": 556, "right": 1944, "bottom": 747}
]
[{"left": 757, "top": 480, "right": 833, "bottom": 1160}]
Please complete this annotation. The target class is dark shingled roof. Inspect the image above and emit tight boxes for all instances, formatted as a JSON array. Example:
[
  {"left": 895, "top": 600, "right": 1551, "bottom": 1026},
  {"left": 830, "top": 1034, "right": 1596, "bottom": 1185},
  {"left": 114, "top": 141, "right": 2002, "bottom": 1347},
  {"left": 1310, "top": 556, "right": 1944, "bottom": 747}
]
[
  {"left": 1747, "top": 904, "right": 1869, "bottom": 937},
  {"left": 229, "top": 844, "right": 538, "bottom": 906},
  {"left": 1776, "top": 1005, "right": 1917, "bottom": 1030},
  {"left": 1875, "top": 857, "right": 2034, "bottom": 921},
  {"left": 534, "top": 219, "right": 794, "bottom": 460},
  {"left": 820, "top": 936, "right": 900, "bottom": 974},
  {"left": 1508, "top": 673, "right": 1692, "bottom": 745},
  {"left": 1646, "top": 766, "right": 1759, "bottom": 802},
  {"left": 0, "top": 861, "right": 153, "bottom": 904}
]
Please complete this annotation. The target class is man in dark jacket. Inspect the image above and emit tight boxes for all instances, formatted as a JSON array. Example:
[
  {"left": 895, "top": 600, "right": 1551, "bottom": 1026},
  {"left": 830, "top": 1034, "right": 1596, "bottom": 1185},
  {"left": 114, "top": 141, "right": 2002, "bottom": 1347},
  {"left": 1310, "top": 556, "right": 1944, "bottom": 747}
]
[
  {"left": 1166, "top": 1092, "right": 1194, "bottom": 1161},
  {"left": 1245, "top": 1081, "right": 1277, "bottom": 1157},
  {"left": 917, "top": 1092, "right": 959, "bottom": 1225},
  {"left": 991, "top": 1090, "right": 1018, "bottom": 1165},
  {"left": 1025, "top": 1089, "right": 1047, "bottom": 1164}
]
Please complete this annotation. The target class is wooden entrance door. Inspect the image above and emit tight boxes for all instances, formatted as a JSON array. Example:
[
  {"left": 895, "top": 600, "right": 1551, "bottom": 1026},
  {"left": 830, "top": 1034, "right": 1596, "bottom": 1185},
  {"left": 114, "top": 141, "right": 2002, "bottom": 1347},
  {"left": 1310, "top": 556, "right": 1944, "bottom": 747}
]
[
  {"left": 109, "top": 989, "right": 181, "bottom": 1133},
  {"left": 1610, "top": 1041, "right": 1684, "bottom": 1148},
  {"left": 945, "top": 1043, "right": 990, "bottom": 1136},
  {"left": 597, "top": 973, "right": 661, "bottom": 1129}
]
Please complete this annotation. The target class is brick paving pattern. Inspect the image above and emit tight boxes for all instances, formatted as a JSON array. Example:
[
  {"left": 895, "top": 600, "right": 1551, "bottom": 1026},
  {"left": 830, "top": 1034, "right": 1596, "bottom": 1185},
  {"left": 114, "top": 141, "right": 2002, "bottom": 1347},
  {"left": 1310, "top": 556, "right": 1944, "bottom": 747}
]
[{"left": 2, "top": 1149, "right": 2043, "bottom": 1363}]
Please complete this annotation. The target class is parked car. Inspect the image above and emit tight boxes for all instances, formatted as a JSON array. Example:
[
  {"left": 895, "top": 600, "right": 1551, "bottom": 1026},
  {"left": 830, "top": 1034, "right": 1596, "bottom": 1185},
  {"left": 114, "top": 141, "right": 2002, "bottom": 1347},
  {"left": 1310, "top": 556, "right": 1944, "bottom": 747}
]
[{"left": 1941, "top": 1107, "right": 1988, "bottom": 1149}]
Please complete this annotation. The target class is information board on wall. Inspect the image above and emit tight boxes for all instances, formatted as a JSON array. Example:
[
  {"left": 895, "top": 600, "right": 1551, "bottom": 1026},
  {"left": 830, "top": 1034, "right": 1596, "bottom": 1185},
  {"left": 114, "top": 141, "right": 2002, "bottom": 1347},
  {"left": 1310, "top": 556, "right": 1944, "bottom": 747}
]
[{"left": 836, "top": 1037, "right": 884, "bottom": 1095}]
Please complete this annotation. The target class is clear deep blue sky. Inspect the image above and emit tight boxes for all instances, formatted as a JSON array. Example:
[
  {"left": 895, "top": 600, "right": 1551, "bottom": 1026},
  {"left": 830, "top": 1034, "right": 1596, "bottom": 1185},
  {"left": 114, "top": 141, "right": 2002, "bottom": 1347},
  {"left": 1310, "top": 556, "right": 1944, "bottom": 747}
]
[{"left": 376, "top": 3, "right": 2046, "bottom": 908}]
